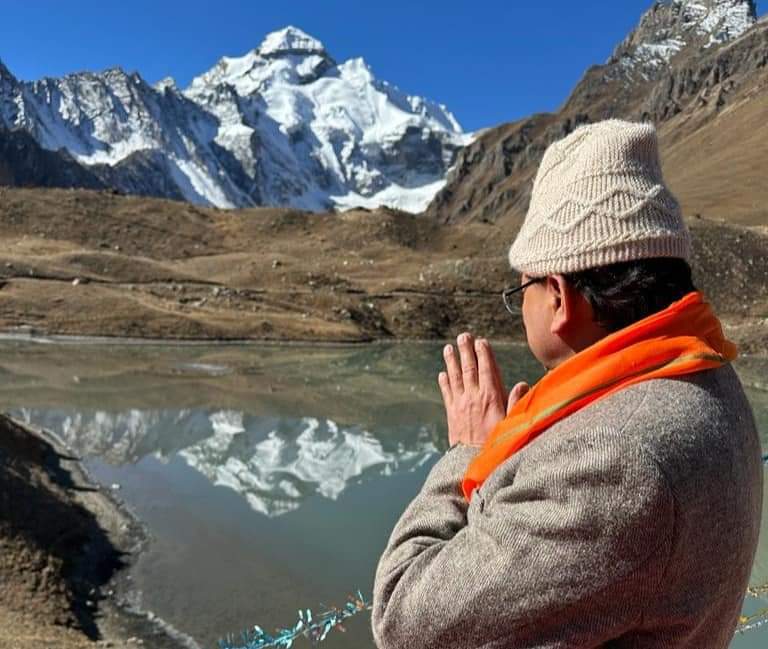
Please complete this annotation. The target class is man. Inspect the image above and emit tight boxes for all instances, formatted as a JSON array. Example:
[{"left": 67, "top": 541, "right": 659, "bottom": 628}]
[{"left": 371, "top": 120, "right": 763, "bottom": 648}]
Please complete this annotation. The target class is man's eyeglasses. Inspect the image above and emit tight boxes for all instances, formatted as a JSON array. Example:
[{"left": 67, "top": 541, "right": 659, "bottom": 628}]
[{"left": 502, "top": 277, "right": 546, "bottom": 315}]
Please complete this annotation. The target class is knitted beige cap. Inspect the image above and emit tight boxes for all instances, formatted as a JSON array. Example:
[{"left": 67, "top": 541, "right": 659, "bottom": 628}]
[{"left": 508, "top": 119, "right": 690, "bottom": 276}]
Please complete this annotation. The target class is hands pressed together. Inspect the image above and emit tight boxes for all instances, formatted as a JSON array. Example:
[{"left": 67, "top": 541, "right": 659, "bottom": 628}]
[{"left": 438, "top": 332, "right": 530, "bottom": 448}]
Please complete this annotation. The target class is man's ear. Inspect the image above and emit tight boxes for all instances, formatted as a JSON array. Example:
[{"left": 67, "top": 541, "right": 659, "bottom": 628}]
[{"left": 548, "top": 275, "right": 573, "bottom": 335}]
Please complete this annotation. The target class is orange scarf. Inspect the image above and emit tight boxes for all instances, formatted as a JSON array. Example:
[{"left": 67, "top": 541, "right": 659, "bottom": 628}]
[{"left": 462, "top": 291, "right": 737, "bottom": 502}]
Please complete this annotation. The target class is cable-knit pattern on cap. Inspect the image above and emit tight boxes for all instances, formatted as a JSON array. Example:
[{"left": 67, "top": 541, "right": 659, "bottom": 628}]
[{"left": 509, "top": 120, "right": 690, "bottom": 275}]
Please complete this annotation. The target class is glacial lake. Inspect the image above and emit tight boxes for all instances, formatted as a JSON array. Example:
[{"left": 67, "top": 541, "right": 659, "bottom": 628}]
[{"left": 0, "top": 339, "right": 765, "bottom": 649}]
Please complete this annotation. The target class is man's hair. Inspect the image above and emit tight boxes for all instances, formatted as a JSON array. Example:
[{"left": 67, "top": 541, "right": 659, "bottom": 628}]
[{"left": 562, "top": 258, "right": 696, "bottom": 333}]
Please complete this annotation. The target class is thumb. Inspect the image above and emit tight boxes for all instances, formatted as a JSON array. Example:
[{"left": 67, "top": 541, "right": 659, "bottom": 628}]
[{"left": 507, "top": 382, "right": 530, "bottom": 414}]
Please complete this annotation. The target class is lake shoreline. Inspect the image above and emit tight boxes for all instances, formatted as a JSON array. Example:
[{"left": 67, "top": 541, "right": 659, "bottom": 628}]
[
  {"left": 0, "top": 325, "right": 764, "bottom": 363},
  {"left": 0, "top": 414, "right": 200, "bottom": 649}
]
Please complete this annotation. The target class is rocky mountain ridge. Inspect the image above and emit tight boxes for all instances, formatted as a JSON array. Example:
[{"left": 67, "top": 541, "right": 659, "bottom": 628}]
[
  {"left": 608, "top": 0, "right": 757, "bottom": 81},
  {"left": 0, "top": 27, "right": 469, "bottom": 213},
  {"left": 426, "top": 0, "right": 766, "bottom": 226}
]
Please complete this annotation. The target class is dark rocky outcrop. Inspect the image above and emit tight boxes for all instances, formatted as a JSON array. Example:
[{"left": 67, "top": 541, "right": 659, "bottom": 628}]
[{"left": 0, "top": 128, "right": 106, "bottom": 190}]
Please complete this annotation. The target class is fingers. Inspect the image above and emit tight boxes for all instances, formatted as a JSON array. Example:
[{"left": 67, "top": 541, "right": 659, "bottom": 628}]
[
  {"left": 443, "top": 343, "right": 463, "bottom": 392},
  {"left": 507, "top": 381, "right": 531, "bottom": 413},
  {"left": 457, "top": 333, "right": 478, "bottom": 387},
  {"left": 475, "top": 337, "right": 504, "bottom": 393},
  {"left": 438, "top": 371, "right": 452, "bottom": 406}
]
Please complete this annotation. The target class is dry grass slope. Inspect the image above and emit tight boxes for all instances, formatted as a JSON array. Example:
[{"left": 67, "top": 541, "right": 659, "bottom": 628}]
[
  {"left": 0, "top": 186, "right": 764, "bottom": 352},
  {"left": 661, "top": 89, "right": 768, "bottom": 227}
]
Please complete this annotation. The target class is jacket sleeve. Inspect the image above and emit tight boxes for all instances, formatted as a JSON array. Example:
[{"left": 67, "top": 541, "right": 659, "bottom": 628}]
[{"left": 371, "top": 428, "right": 675, "bottom": 649}]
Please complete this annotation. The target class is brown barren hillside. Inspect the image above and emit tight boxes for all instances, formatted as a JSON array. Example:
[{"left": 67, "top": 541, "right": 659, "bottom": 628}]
[
  {"left": 0, "top": 186, "right": 765, "bottom": 352},
  {"left": 660, "top": 89, "right": 768, "bottom": 226},
  {"left": 0, "top": 187, "right": 514, "bottom": 342}
]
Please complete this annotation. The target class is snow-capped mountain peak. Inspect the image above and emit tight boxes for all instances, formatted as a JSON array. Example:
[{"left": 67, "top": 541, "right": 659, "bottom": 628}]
[
  {"left": 258, "top": 26, "right": 328, "bottom": 57},
  {"left": 186, "top": 34, "right": 334, "bottom": 98},
  {"left": 0, "top": 26, "right": 469, "bottom": 213}
]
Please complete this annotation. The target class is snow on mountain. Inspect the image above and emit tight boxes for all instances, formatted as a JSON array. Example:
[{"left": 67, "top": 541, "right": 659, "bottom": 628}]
[
  {"left": 259, "top": 26, "right": 327, "bottom": 56},
  {"left": 183, "top": 26, "right": 470, "bottom": 211},
  {"left": 683, "top": 0, "right": 757, "bottom": 46},
  {"left": 609, "top": 0, "right": 757, "bottom": 80},
  {"left": 0, "top": 26, "right": 470, "bottom": 213},
  {"left": 154, "top": 76, "right": 178, "bottom": 92}
]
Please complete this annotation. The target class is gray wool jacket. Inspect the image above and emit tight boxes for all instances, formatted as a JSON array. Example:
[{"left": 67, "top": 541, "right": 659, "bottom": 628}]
[{"left": 371, "top": 365, "right": 763, "bottom": 649}]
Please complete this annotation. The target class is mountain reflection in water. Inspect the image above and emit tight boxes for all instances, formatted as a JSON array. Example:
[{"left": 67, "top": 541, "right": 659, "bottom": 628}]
[
  {"left": 0, "top": 340, "right": 765, "bottom": 649},
  {"left": 179, "top": 415, "right": 437, "bottom": 517},
  {"left": 12, "top": 407, "right": 438, "bottom": 517}
]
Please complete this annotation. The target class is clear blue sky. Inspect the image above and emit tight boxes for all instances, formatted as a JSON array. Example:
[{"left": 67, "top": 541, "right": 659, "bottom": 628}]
[{"left": 1, "top": 1, "right": 764, "bottom": 132}]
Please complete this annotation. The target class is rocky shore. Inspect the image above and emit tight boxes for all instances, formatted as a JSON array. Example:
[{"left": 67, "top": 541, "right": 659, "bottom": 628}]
[{"left": 0, "top": 414, "right": 197, "bottom": 649}]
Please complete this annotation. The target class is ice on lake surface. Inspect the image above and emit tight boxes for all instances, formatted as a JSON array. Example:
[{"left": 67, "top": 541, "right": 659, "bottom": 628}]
[{"left": 0, "top": 340, "right": 765, "bottom": 648}]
